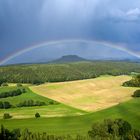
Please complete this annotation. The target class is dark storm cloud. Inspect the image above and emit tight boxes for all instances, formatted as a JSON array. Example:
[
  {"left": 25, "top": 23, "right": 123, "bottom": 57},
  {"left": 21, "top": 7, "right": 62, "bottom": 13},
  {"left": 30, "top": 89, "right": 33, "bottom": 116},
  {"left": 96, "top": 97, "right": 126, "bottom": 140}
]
[{"left": 0, "top": 0, "right": 140, "bottom": 63}]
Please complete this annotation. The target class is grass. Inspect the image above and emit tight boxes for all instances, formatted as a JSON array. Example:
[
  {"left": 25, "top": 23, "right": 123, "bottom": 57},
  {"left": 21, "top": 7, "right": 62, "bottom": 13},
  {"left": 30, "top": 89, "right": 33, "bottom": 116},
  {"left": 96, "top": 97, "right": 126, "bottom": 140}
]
[
  {"left": 0, "top": 98, "right": 140, "bottom": 135},
  {"left": 0, "top": 86, "right": 86, "bottom": 119},
  {"left": 0, "top": 87, "right": 55, "bottom": 106},
  {"left": 0, "top": 76, "right": 140, "bottom": 135},
  {"left": 0, "top": 105, "right": 86, "bottom": 119},
  {"left": 30, "top": 75, "right": 138, "bottom": 112},
  {"left": 0, "top": 86, "right": 19, "bottom": 93}
]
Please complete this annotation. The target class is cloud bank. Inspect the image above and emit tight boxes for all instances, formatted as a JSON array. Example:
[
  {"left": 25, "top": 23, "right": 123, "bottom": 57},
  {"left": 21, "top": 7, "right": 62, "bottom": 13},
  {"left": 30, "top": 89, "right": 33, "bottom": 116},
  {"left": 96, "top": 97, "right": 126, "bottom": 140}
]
[{"left": 0, "top": 0, "right": 140, "bottom": 63}]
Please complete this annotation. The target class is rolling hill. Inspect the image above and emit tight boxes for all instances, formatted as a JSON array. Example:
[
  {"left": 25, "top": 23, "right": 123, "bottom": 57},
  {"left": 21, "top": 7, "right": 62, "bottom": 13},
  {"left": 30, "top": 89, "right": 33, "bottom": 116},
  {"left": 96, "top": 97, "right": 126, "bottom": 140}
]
[{"left": 50, "top": 55, "right": 88, "bottom": 63}]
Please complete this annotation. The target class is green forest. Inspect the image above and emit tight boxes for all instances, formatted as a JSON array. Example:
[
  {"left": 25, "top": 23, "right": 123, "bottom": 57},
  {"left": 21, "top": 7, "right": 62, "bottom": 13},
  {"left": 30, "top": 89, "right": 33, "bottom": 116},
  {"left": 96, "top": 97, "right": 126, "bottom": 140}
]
[
  {"left": 0, "top": 61, "right": 140, "bottom": 84},
  {"left": 123, "top": 74, "right": 140, "bottom": 87}
]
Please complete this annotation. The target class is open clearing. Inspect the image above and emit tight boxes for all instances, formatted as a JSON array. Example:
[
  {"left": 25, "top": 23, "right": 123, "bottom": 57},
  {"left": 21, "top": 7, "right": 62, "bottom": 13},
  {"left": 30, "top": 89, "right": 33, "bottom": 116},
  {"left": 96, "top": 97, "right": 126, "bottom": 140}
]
[{"left": 30, "top": 75, "right": 137, "bottom": 112}]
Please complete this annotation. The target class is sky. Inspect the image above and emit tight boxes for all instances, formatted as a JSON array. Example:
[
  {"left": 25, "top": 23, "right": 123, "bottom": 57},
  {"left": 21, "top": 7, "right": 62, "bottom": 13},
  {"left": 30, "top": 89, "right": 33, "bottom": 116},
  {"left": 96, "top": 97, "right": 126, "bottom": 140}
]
[{"left": 0, "top": 0, "right": 140, "bottom": 64}]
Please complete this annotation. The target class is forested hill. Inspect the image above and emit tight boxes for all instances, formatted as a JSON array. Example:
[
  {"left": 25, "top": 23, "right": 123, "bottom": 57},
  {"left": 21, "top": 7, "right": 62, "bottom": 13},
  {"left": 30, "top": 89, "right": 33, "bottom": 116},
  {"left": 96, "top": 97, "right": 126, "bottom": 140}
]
[{"left": 0, "top": 61, "right": 140, "bottom": 84}]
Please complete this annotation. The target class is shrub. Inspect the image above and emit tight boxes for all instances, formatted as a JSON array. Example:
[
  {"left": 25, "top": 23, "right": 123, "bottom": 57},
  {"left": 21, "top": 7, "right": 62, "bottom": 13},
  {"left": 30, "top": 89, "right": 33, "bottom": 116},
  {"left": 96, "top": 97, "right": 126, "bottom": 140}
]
[
  {"left": 49, "top": 100, "right": 59, "bottom": 105},
  {"left": 88, "top": 119, "right": 132, "bottom": 139},
  {"left": 35, "top": 113, "right": 40, "bottom": 118},
  {"left": 17, "top": 83, "right": 22, "bottom": 87},
  {"left": 0, "top": 88, "right": 26, "bottom": 98},
  {"left": 20, "top": 88, "right": 26, "bottom": 93},
  {"left": 0, "top": 125, "right": 20, "bottom": 140},
  {"left": 133, "top": 90, "right": 140, "bottom": 97},
  {"left": 0, "top": 101, "right": 12, "bottom": 109},
  {"left": 16, "top": 100, "right": 46, "bottom": 107},
  {"left": 123, "top": 75, "right": 140, "bottom": 87},
  {"left": 0, "top": 79, "right": 6, "bottom": 86},
  {"left": 3, "top": 113, "right": 12, "bottom": 119},
  {"left": 1, "top": 83, "right": 8, "bottom": 87}
]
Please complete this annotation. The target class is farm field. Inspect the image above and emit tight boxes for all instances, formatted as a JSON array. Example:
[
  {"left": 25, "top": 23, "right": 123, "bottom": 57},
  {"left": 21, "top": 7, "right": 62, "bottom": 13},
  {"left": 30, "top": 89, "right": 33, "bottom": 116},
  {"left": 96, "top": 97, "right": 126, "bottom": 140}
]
[{"left": 30, "top": 75, "right": 137, "bottom": 112}]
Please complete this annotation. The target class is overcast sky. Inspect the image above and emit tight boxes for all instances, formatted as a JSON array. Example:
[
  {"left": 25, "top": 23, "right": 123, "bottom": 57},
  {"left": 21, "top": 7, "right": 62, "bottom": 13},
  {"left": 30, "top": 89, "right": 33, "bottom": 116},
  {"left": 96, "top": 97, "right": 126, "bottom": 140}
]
[{"left": 0, "top": 0, "right": 140, "bottom": 64}]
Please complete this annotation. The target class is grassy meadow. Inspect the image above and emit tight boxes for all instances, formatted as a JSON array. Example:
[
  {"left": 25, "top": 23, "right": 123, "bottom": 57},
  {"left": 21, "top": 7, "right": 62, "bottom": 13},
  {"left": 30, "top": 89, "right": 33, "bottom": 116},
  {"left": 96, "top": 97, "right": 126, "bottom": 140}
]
[
  {"left": 0, "top": 98, "right": 140, "bottom": 135},
  {"left": 0, "top": 75, "right": 140, "bottom": 136}
]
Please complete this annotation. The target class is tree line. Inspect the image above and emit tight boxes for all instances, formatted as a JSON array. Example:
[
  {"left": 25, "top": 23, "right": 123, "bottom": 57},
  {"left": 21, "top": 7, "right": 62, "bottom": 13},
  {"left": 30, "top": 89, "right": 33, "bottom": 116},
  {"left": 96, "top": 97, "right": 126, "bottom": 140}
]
[
  {"left": 0, "top": 61, "right": 140, "bottom": 84},
  {"left": 0, "top": 119, "right": 140, "bottom": 140},
  {"left": 123, "top": 74, "right": 140, "bottom": 97},
  {"left": 0, "top": 101, "right": 12, "bottom": 109},
  {"left": 0, "top": 99, "right": 58, "bottom": 109},
  {"left": 16, "top": 100, "right": 46, "bottom": 107},
  {"left": 0, "top": 88, "right": 26, "bottom": 99},
  {"left": 133, "top": 90, "right": 140, "bottom": 97},
  {"left": 123, "top": 74, "right": 140, "bottom": 87}
]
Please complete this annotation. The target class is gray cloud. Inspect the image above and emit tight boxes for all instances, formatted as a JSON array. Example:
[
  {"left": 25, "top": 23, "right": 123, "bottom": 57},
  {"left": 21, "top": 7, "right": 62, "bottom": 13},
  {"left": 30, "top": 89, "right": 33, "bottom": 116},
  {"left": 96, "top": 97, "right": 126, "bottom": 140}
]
[
  {"left": 0, "top": 0, "right": 140, "bottom": 63},
  {"left": 107, "top": 8, "right": 140, "bottom": 22}
]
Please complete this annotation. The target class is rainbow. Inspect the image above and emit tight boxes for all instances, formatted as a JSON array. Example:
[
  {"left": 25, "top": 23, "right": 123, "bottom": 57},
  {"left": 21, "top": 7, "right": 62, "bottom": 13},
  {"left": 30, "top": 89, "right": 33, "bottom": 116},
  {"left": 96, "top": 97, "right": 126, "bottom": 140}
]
[{"left": 0, "top": 39, "right": 140, "bottom": 65}]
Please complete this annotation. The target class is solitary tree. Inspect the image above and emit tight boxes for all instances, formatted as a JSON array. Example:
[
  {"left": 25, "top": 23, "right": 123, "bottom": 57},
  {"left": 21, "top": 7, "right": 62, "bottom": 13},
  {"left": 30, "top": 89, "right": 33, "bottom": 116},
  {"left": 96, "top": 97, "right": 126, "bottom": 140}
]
[
  {"left": 3, "top": 113, "right": 12, "bottom": 119},
  {"left": 17, "top": 83, "right": 22, "bottom": 87},
  {"left": 35, "top": 113, "right": 40, "bottom": 118},
  {"left": 1, "top": 83, "right": 8, "bottom": 87},
  {"left": 133, "top": 90, "right": 140, "bottom": 97}
]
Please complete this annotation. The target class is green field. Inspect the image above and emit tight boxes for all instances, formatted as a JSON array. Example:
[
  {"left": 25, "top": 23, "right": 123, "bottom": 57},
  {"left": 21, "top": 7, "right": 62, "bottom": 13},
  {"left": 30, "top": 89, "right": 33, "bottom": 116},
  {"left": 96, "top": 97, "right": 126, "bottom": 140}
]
[
  {"left": 0, "top": 87, "right": 86, "bottom": 119},
  {"left": 0, "top": 98, "right": 140, "bottom": 135},
  {"left": 0, "top": 86, "right": 19, "bottom": 93},
  {"left": 0, "top": 87, "right": 56, "bottom": 106},
  {"left": 0, "top": 76, "right": 140, "bottom": 136}
]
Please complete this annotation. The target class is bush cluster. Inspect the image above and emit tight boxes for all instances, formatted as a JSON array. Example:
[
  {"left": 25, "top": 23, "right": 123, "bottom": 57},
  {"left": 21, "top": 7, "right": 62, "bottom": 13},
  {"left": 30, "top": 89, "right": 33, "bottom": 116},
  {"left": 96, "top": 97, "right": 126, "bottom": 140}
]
[
  {"left": 0, "top": 125, "right": 20, "bottom": 140},
  {"left": 123, "top": 74, "right": 140, "bottom": 87},
  {"left": 0, "top": 79, "right": 6, "bottom": 86},
  {"left": 0, "top": 88, "right": 26, "bottom": 98},
  {"left": 1, "top": 83, "right": 8, "bottom": 87},
  {"left": 0, "top": 101, "right": 12, "bottom": 109},
  {"left": 88, "top": 119, "right": 140, "bottom": 140},
  {"left": 3, "top": 113, "right": 12, "bottom": 119},
  {"left": 16, "top": 83, "right": 23, "bottom": 87},
  {"left": 0, "top": 99, "right": 58, "bottom": 109},
  {"left": 133, "top": 90, "right": 140, "bottom": 97},
  {"left": 35, "top": 112, "right": 40, "bottom": 118},
  {"left": 16, "top": 100, "right": 46, "bottom": 107}
]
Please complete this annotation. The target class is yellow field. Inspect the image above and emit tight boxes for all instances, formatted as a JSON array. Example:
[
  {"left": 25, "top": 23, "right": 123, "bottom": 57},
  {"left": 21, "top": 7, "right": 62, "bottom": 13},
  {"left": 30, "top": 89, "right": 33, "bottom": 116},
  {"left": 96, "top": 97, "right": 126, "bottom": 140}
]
[{"left": 30, "top": 75, "right": 137, "bottom": 112}]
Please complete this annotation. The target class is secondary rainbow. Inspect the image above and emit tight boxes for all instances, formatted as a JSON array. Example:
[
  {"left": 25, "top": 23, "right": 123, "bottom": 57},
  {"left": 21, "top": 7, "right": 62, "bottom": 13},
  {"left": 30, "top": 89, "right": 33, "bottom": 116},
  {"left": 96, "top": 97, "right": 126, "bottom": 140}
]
[{"left": 0, "top": 39, "right": 140, "bottom": 65}]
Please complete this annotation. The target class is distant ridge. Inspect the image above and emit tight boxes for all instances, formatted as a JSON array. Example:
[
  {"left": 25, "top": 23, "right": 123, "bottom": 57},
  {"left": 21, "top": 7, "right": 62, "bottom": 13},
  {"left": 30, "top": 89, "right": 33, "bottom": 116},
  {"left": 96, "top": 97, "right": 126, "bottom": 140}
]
[{"left": 50, "top": 55, "right": 88, "bottom": 63}]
